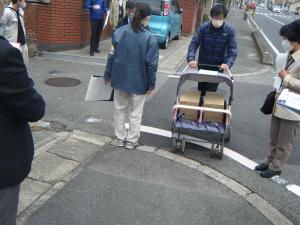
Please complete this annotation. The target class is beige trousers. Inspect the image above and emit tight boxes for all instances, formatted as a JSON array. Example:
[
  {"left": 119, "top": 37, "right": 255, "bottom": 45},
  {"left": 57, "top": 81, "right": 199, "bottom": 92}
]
[
  {"left": 114, "top": 89, "right": 146, "bottom": 144},
  {"left": 266, "top": 116, "right": 299, "bottom": 171}
]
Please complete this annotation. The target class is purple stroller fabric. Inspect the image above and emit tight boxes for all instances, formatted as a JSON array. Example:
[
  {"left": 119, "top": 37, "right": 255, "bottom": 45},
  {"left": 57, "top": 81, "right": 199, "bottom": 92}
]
[{"left": 174, "top": 118, "right": 225, "bottom": 134}]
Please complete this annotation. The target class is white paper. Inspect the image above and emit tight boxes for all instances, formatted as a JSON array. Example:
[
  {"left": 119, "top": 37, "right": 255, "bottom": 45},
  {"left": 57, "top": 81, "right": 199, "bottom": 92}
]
[
  {"left": 198, "top": 69, "right": 219, "bottom": 76},
  {"left": 85, "top": 75, "right": 113, "bottom": 101},
  {"left": 104, "top": 10, "right": 110, "bottom": 28},
  {"left": 9, "top": 42, "right": 22, "bottom": 52},
  {"left": 277, "top": 89, "right": 300, "bottom": 113},
  {"left": 273, "top": 54, "right": 288, "bottom": 91},
  {"left": 273, "top": 76, "right": 281, "bottom": 91},
  {"left": 93, "top": 4, "right": 100, "bottom": 9},
  {"left": 275, "top": 53, "right": 288, "bottom": 72}
]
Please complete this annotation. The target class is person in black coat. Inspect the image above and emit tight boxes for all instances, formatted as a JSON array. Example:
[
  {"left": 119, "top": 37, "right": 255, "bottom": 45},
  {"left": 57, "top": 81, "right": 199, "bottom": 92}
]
[
  {"left": 0, "top": 36, "right": 45, "bottom": 225},
  {"left": 116, "top": 1, "right": 134, "bottom": 29}
]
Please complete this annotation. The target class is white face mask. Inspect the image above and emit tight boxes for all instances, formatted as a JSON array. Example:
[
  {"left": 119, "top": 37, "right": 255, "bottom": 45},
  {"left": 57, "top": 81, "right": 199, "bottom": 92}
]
[
  {"left": 282, "top": 39, "right": 294, "bottom": 53},
  {"left": 212, "top": 19, "right": 224, "bottom": 28}
]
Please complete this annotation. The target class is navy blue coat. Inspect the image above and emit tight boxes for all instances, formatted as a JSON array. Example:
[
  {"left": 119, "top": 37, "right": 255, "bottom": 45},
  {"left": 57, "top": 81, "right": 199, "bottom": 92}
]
[
  {"left": 85, "top": 0, "right": 108, "bottom": 20},
  {"left": 104, "top": 25, "right": 159, "bottom": 94},
  {"left": 0, "top": 36, "right": 45, "bottom": 189},
  {"left": 187, "top": 21, "right": 237, "bottom": 67}
]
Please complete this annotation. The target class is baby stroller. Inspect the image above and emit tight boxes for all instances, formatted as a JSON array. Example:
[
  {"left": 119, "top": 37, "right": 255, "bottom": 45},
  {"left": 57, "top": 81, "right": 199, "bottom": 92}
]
[{"left": 171, "top": 65, "right": 233, "bottom": 159}]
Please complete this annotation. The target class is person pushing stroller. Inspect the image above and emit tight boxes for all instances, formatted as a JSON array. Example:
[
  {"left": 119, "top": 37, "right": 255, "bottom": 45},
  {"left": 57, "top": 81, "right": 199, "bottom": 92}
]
[{"left": 187, "top": 3, "right": 237, "bottom": 95}]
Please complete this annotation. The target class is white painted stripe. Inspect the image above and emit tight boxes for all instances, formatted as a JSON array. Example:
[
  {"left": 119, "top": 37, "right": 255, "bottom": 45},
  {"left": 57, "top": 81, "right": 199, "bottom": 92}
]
[
  {"left": 137, "top": 124, "right": 299, "bottom": 197},
  {"left": 286, "top": 184, "right": 300, "bottom": 197},
  {"left": 168, "top": 75, "right": 180, "bottom": 78},
  {"left": 140, "top": 124, "right": 257, "bottom": 169},
  {"left": 140, "top": 125, "right": 172, "bottom": 138},
  {"left": 271, "top": 176, "right": 289, "bottom": 185},
  {"left": 264, "top": 14, "right": 285, "bottom": 25},
  {"left": 234, "top": 67, "right": 271, "bottom": 77},
  {"left": 188, "top": 140, "right": 257, "bottom": 170},
  {"left": 248, "top": 17, "right": 280, "bottom": 56},
  {"left": 224, "top": 148, "right": 258, "bottom": 170}
]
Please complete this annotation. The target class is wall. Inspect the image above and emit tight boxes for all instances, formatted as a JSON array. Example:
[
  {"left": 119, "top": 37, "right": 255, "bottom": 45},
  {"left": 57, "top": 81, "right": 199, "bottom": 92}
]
[
  {"left": 23, "top": 0, "right": 204, "bottom": 51},
  {"left": 0, "top": 1, "right": 4, "bottom": 18},
  {"left": 181, "top": 0, "right": 204, "bottom": 34},
  {"left": 24, "top": 0, "right": 111, "bottom": 51}
]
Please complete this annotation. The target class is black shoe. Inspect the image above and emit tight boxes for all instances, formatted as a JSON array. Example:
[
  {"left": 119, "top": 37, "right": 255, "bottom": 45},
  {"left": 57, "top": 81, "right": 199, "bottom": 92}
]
[
  {"left": 260, "top": 169, "right": 281, "bottom": 178},
  {"left": 94, "top": 49, "right": 100, "bottom": 53},
  {"left": 255, "top": 163, "right": 269, "bottom": 172},
  {"left": 90, "top": 51, "right": 94, "bottom": 56}
]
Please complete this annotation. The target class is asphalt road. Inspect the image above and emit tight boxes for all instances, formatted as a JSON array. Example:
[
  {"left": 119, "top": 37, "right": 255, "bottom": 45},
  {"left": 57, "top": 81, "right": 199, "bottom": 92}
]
[{"left": 254, "top": 6, "right": 300, "bottom": 53}]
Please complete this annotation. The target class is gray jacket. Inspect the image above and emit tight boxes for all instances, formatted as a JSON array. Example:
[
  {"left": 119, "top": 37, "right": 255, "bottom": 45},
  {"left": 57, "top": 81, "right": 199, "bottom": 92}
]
[{"left": 0, "top": 4, "right": 26, "bottom": 43}]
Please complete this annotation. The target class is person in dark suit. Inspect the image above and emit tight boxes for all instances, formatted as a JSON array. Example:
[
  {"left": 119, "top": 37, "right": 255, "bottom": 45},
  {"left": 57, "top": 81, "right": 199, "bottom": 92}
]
[
  {"left": 0, "top": 36, "right": 45, "bottom": 225},
  {"left": 116, "top": 1, "right": 134, "bottom": 29}
]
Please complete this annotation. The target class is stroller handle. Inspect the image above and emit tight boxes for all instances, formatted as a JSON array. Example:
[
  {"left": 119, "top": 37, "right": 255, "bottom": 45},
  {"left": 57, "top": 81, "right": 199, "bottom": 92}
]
[
  {"left": 172, "top": 104, "right": 232, "bottom": 120},
  {"left": 198, "top": 64, "right": 223, "bottom": 72}
]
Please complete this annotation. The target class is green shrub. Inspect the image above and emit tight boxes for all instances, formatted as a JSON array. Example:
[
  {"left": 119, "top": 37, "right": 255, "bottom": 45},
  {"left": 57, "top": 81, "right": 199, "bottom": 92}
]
[{"left": 202, "top": 14, "right": 210, "bottom": 23}]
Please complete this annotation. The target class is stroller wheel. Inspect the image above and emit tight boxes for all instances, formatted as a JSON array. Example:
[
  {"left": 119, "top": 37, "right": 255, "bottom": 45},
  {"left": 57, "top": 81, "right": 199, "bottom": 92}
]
[
  {"left": 210, "top": 144, "right": 224, "bottom": 160},
  {"left": 224, "top": 127, "right": 231, "bottom": 143},
  {"left": 171, "top": 137, "right": 181, "bottom": 153},
  {"left": 179, "top": 140, "right": 185, "bottom": 153}
]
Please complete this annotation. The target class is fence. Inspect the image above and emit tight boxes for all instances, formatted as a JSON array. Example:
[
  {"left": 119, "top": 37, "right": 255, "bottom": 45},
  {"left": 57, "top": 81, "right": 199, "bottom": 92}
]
[{"left": 0, "top": 0, "right": 4, "bottom": 17}]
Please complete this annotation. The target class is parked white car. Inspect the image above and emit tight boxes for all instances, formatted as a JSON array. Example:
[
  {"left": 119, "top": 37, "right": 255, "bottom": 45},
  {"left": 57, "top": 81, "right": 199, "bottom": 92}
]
[{"left": 273, "top": 6, "right": 281, "bottom": 13}]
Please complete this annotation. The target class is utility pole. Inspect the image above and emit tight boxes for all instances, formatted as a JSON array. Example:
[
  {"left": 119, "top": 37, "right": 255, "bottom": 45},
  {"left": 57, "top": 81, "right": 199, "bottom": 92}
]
[{"left": 228, "top": 0, "right": 232, "bottom": 12}]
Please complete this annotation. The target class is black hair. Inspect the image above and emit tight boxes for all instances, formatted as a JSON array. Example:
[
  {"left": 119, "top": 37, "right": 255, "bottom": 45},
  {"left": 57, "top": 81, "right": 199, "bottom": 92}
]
[
  {"left": 11, "top": 0, "right": 19, "bottom": 4},
  {"left": 131, "top": 2, "right": 151, "bottom": 33},
  {"left": 126, "top": 1, "right": 134, "bottom": 10},
  {"left": 279, "top": 19, "right": 300, "bottom": 43},
  {"left": 210, "top": 3, "right": 228, "bottom": 18}
]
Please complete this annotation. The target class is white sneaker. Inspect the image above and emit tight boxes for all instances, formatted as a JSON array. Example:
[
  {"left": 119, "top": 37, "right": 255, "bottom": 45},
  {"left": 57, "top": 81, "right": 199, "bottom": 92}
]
[
  {"left": 125, "top": 141, "right": 138, "bottom": 149},
  {"left": 112, "top": 139, "right": 125, "bottom": 147}
]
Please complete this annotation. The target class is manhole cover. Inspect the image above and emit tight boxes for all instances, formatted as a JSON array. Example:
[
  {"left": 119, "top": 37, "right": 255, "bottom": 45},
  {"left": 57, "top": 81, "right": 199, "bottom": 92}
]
[{"left": 45, "top": 78, "right": 81, "bottom": 87}]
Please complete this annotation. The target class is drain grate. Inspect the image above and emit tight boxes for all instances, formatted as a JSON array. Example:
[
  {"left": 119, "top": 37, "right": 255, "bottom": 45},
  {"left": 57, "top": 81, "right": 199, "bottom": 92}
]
[{"left": 45, "top": 77, "right": 81, "bottom": 87}]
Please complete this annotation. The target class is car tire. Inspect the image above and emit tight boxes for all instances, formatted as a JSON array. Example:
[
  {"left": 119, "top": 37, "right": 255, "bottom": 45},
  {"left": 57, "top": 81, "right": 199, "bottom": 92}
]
[
  {"left": 174, "top": 28, "right": 182, "bottom": 40},
  {"left": 160, "top": 35, "right": 170, "bottom": 49}
]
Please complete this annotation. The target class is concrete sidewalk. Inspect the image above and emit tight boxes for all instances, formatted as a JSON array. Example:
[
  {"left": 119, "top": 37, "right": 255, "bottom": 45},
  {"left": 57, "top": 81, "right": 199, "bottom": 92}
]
[
  {"left": 226, "top": 9, "right": 272, "bottom": 76},
  {"left": 40, "top": 35, "right": 190, "bottom": 75}
]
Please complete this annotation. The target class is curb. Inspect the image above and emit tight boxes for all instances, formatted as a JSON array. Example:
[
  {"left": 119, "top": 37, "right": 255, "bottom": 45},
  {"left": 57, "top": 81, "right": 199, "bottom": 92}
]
[
  {"left": 246, "top": 16, "right": 274, "bottom": 66},
  {"left": 252, "top": 29, "right": 274, "bottom": 65}
]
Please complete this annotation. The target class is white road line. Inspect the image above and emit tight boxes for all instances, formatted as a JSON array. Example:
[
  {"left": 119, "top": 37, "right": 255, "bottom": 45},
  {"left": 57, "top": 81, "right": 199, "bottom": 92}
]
[
  {"left": 138, "top": 124, "right": 300, "bottom": 197},
  {"left": 140, "top": 125, "right": 258, "bottom": 170},
  {"left": 286, "top": 184, "right": 300, "bottom": 197},
  {"left": 265, "top": 14, "right": 285, "bottom": 25},
  {"left": 168, "top": 75, "right": 181, "bottom": 78},
  {"left": 224, "top": 148, "right": 257, "bottom": 169},
  {"left": 248, "top": 17, "right": 280, "bottom": 56},
  {"left": 140, "top": 125, "right": 172, "bottom": 138}
]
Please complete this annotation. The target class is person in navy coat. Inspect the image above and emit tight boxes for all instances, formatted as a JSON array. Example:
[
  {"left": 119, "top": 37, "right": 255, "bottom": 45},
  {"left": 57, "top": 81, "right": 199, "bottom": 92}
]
[
  {"left": 187, "top": 4, "right": 237, "bottom": 95},
  {"left": 0, "top": 36, "right": 45, "bottom": 225},
  {"left": 85, "top": 0, "right": 108, "bottom": 56}
]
